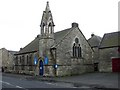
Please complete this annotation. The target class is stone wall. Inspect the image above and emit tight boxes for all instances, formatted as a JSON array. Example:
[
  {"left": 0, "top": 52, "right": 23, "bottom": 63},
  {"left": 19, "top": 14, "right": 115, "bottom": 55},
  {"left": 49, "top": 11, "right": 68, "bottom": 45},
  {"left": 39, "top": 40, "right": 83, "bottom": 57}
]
[
  {"left": 0, "top": 48, "right": 17, "bottom": 72},
  {"left": 92, "top": 47, "right": 99, "bottom": 63},
  {"left": 1, "top": 48, "right": 8, "bottom": 68},
  {"left": 7, "top": 52, "right": 15, "bottom": 70},
  {"left": 99, "top": 47, "right": 120, "bottom": 72},
  {"left": 39, "top": 35, "right": 55, "bottom": 76},
  {"left": 14, "top": 52, "right": 38, "bottom": 75},
  {"left": 56, "top": 27, "right": 94, "bottom": 76}
]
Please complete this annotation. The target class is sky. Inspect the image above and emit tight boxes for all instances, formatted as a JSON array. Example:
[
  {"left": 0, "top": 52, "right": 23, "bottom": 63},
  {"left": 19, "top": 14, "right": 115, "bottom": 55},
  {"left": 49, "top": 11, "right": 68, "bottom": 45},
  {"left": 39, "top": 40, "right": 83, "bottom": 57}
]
[{"left": 0, "top": 0, "right": 119, "bottom": 51}]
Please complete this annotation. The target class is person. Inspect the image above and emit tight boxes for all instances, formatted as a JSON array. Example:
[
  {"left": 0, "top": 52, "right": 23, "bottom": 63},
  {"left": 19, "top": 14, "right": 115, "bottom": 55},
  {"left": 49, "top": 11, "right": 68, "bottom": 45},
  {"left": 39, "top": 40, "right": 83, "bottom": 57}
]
[{"left": 2, "top": 67, "right": 4, "bottom": 72}]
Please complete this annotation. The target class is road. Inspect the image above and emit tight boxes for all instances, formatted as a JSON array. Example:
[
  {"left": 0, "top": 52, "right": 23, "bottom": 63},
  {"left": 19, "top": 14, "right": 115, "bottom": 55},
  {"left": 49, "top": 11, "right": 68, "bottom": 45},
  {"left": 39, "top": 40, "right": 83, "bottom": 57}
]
[
  {"left": 1, "top": 72, "right": 74, "bottom": 89},
  {"left": 1, "top": 72, "right": 119, "bottom": 90}
]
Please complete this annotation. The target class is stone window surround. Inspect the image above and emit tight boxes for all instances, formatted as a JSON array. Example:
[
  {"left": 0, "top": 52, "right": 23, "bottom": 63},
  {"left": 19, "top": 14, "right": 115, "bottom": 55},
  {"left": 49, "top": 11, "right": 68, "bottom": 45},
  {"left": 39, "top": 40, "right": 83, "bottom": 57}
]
[{"left": 73, "top": 38, "right": 82, "bottom": 58}]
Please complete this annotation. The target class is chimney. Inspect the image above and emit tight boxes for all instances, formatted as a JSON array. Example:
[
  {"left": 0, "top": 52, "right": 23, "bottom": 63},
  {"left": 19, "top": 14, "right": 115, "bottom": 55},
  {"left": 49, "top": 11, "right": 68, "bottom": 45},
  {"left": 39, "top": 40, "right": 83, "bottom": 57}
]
[
  {"left": 91, "top": 33, "right": 94, "bottom": 37},
  {"left": 37, "top": 35, "right": 39, "bottom": 38},
  {"left": 72, "top": 22, "right": 78, "bottom": 27},
  {"left": 20, "top": 48, "right": 23, "bottom": 50}
]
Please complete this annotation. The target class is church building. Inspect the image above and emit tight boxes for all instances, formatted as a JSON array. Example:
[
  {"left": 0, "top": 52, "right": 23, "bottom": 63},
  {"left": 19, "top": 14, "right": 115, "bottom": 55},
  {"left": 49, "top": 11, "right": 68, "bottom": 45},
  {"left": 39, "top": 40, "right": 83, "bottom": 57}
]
[{"left": 14, "top": 2, "right": 94, "bottom": 76}]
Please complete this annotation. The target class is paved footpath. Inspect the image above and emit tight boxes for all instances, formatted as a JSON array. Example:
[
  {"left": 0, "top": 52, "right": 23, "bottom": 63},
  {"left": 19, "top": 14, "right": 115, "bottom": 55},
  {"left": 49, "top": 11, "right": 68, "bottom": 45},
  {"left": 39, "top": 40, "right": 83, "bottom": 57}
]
[{"left": 54, "top": 72, "right": 120, "bottom": 89}]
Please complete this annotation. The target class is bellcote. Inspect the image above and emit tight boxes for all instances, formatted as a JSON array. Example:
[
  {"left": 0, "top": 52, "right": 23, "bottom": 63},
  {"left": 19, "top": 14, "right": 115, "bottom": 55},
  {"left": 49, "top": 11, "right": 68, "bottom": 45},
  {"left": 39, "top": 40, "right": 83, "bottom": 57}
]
[{"left": 40, "top": 1, "right": 55, "bottom": 36}]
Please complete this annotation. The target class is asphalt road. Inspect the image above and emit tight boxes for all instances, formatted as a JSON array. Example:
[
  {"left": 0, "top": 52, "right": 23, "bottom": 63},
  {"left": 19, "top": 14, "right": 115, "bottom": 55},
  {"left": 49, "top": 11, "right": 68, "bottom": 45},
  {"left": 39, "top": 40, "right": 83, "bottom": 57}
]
[
  {"left": 1, "top": 72, "right": 119, "bottom": 90},
  {"left": 1, "top": 72, "right": 74, "bottom": 89}
]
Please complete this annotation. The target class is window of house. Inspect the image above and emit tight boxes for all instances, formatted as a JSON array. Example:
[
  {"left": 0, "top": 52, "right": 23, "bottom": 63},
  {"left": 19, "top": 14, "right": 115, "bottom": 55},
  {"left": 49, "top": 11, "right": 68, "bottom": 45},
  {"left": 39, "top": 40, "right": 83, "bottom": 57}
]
[{"left": 73, "top": 38, "right": 82, "bottom": 58}]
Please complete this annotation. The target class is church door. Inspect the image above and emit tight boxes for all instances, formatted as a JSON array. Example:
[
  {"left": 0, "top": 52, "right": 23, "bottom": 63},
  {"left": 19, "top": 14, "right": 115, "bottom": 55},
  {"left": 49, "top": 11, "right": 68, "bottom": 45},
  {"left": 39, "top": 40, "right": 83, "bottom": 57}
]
[{"left": 39, "top": 60, "right": 44, "bottom": 75}]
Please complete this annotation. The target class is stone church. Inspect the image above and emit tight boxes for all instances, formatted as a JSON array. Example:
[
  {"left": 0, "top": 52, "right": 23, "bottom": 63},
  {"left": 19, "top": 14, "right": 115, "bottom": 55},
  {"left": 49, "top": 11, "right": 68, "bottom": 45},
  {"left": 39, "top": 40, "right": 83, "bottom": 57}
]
[{"left": 14, "top": 2, "right": 94, "bottom": 76}]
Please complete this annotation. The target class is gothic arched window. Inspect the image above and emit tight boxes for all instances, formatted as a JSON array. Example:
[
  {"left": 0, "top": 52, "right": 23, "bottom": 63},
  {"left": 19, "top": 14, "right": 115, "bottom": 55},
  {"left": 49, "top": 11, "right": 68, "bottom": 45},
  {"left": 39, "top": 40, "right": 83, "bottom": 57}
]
[
  {"left": 75, "top": 38, "right": 79, "bottom": 44},
  {"left": 43, "top": 23, "right": 45, "bottom": 33},
  {"left": 48, "top": 23, "right": 52, "bottom": 34},
  {"left": 73, "top": 38, "right": 82, "bottom": 58},
  {"left": 78, "top": 44, "right": 81, "bottom": 57},
  {"left": 29, "top": 54, "right": 33, "bottom": 71},
  {"left": 73, "top": 43, "right": 75, "bottom": 57},
  {"left": 27, "top": 55, "right": 29, "bottom": 65},
  {"left": 21, "top": 55, "right": 25, "bottom": 70}
]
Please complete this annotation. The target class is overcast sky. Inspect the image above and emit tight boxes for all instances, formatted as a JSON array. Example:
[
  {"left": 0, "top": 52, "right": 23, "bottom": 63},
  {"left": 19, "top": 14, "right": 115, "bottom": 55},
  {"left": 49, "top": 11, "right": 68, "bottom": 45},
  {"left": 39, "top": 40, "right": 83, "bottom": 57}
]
[{"left": 0, "top": 0, "right": 119, "bottom": 51}]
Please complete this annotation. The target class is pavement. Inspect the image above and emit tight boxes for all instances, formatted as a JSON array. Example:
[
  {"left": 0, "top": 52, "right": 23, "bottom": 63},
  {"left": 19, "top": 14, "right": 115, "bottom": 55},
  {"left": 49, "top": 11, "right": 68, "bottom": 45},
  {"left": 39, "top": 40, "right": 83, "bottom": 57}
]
[
  {"left": 25, "top": 72, "right": 119, "bottom": 89},
  {"left": 1, "top": 72, "right": 120, "bottom": 89}
]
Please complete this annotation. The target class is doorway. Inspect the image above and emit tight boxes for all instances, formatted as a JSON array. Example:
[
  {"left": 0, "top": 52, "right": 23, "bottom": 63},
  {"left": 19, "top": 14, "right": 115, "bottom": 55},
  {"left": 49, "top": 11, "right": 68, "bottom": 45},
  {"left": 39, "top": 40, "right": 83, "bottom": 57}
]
[
  {"left": 94, "top": 63, "right": 98, "bottom": 71},
  {"left": 39, "top": 60, "right": 44, "bottom": 75}
]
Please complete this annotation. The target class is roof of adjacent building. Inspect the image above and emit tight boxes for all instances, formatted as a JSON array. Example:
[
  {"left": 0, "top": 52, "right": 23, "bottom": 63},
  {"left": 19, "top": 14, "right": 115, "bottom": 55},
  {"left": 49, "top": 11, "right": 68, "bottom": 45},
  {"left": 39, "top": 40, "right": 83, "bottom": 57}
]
[
  {"left": 18, "top": 35, "right": 39, "bottom": 54},
  {"left": 88, "top": 34, "right": 102, "bottom": 48},
  {"left": 0, "top": 48, "right": 18, "bottom": 54},
  {"left": 99, "top": 31, "right": 120, "bottom": 49}
]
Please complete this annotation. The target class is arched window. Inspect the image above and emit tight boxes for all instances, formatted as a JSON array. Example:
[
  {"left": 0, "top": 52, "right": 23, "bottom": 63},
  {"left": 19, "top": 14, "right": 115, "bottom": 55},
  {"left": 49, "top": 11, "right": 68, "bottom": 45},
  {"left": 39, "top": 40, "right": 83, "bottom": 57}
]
[
  {"left": 20, "top": 56, "right": 21, "bottom": 64},
  {"left": 78, "top": 44, "right": 81, "bottom": 57},
  {"left": 75, "top": 46, "right": 77, "bottom": 57},
  {"left": 73, "top": 43, "right": 75, "bottom": 57},
  {"left": 41, "top": 23, "right": 45, "bottom": 34},
  {"left": 48, "top": 23, "right": 52, "bottom": 34},
  {"left": 75, "top": 38, "right": 79, "bottom": 44},
  {"left": 73, "top": 38, "right": 82, "bottom": 58},
  {"left": 27, "top": 55, "right": 29, "bottom": 65},
  {"left": 21, "top": 55, "right": 25, "bottom": 70},
  {"left": 29, "top": 54, "right": 33, "bottom": 71}
]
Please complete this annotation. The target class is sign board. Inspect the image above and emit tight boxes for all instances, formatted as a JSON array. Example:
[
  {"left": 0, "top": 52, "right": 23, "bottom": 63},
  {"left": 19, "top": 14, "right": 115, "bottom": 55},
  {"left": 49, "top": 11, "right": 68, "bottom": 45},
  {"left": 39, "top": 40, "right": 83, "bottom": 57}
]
[
  {"left": 34, "top": 56, "right": 38, "bottom": 65},
  {"left": 44, "top": 56, "right": 48, "bottom": 64}
]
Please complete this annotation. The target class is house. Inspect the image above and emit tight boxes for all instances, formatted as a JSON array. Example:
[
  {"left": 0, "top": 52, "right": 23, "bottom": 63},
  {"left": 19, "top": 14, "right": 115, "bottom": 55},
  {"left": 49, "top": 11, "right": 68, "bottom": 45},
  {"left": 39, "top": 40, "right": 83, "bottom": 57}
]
[
  {"left": 88, "top": 34, "right": 102, "bottom": 71},
  {"left": 14, "top": 2, "right": 94, "bottom": 76},
  {"left": 99, "top": 31, "right": 120, "bottom": 72},
  {"left": 0, "top": 48, "right": 17, "bottom": 72}
]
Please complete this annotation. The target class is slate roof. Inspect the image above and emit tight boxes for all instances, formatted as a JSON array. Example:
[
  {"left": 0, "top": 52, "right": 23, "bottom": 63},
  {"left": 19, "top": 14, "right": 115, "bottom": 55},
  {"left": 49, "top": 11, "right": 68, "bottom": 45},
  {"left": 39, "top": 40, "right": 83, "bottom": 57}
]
[
  {"left": 99, "top": 31, "right": 120, "bottom": 49},
  {"left": 88, "top": 34, "right": 102, "bottom": 47},
  {"left": 54, "top": 28, "right": 71, "bottom": 47},
  {"left": 8, "top": 50, "right": 18, "bottom": 55},
  {"left": 16, "top": 28, "right": 71, "bottom": 55}
]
